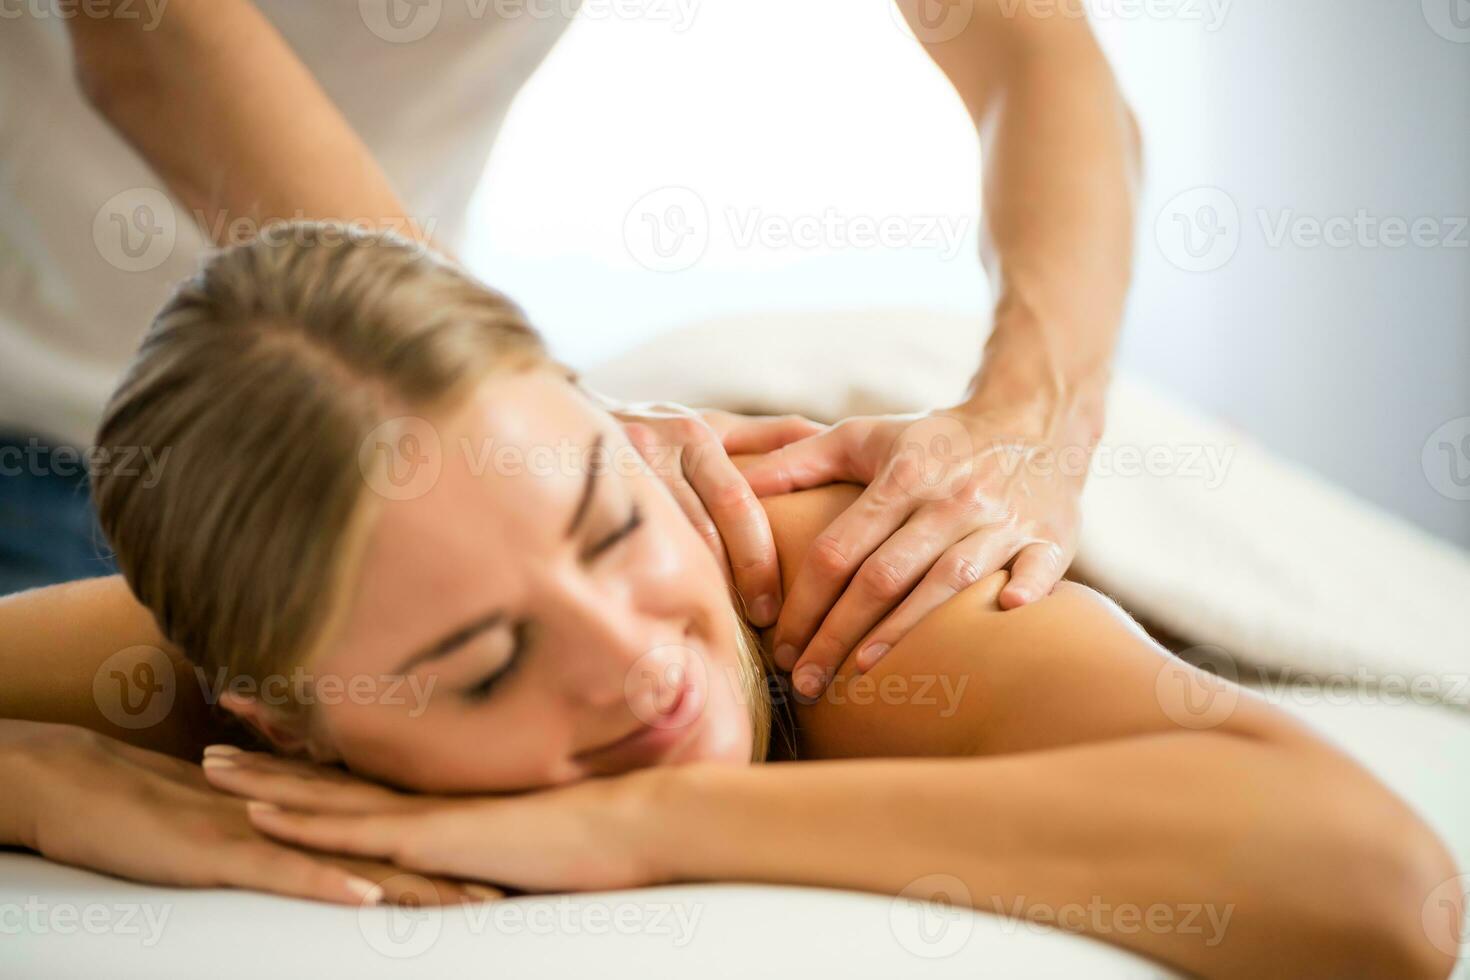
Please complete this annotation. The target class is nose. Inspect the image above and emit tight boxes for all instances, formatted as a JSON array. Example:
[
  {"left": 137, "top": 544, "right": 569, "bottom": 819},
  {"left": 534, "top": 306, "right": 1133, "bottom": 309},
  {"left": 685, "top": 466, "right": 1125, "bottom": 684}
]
[{"left": 553, "top": 583, "right": 685, "bottom": 713}]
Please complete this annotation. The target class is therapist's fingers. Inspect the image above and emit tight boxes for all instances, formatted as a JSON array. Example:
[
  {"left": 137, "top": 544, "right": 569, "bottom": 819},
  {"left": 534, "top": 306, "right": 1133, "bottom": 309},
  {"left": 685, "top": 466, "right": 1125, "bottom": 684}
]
[
  {"left": 784, "top": 520, "right": 947, "bottom": 695},
  {"left": 625, "top": 420, "right": 732, "bottom": 580},
  {"left": 715, "top": 413, "right": 827, "bottom": 455},
  {"left": 680, "top": 435, "right": 784, "bottom": 627},
  {"left": 736, "top": 422, "right": 865, "bottom": 497},
  {"left": 850, "top": 533, "right": 1018, "bottom": 674},
  {"left": 770, "top": 477, "right": 919, "bottom": 674},
  {"left": 998, "top": 540, "right": 1068, "bottom": 610}
]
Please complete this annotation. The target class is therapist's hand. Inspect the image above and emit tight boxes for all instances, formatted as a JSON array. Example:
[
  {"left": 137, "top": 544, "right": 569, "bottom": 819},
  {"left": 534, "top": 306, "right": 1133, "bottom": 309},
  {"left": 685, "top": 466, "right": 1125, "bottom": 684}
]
[
  {"left": 737, "top": 403, "right": 1088, "bottom": 695},
  {"left": 608, "top": 401, "right": 825, "bottom": 628}
]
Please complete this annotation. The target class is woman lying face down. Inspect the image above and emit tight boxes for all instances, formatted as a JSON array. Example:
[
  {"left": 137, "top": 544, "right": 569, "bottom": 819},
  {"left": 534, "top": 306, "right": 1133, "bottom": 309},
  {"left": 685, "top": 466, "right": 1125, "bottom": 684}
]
[
  {"left": 3, "top": 222, "right": 1454, "bottom": 978},
  {"left": 92, "top": 226, "right": 769, "bottom": 792}
]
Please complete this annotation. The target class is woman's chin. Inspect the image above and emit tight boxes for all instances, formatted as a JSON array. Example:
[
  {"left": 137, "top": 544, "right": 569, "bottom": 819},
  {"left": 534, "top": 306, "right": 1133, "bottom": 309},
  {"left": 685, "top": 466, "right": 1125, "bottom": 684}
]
[{"left": 669, "top": 701, "right": 753, "bottom": 768}]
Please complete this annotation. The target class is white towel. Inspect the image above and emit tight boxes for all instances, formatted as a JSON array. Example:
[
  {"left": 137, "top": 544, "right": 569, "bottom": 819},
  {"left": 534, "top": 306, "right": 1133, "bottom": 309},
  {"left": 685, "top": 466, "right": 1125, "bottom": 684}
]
[{"left": 584, "top": 310, "right": 1470, "bottom": 710}]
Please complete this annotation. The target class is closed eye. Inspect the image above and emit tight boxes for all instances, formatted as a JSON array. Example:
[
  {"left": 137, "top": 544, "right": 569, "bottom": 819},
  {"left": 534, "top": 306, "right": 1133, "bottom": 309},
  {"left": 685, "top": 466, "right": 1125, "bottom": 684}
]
[
  {"left": 584, "top": 503, "right": 643, "bottom": 563},
  {"left": 463, "top": 621, "right": 530, "bottom": 703}
]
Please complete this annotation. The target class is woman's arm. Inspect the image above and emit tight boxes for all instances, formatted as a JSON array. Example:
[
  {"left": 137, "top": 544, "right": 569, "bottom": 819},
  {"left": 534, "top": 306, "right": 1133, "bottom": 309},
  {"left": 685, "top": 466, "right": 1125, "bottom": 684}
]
[
  {"left": 642, "top": 570, "right": 1463, "bottom": 979},
  {"left": 0, "top": 576, "right": 212, "bottom": 758}
]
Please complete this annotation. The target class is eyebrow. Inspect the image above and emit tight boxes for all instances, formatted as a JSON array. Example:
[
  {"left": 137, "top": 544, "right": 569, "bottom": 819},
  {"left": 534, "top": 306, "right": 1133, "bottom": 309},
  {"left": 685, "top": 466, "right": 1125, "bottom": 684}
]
[{"left": 396, "top": 432, "right": 604, "bottom": 674}]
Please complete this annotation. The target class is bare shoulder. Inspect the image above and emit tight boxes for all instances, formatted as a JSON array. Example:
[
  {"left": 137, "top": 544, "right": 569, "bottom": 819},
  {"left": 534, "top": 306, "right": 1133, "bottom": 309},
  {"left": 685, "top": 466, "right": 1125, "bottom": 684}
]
[{"left": 740, "top": 458, "right": 1304, "bottom": 762}]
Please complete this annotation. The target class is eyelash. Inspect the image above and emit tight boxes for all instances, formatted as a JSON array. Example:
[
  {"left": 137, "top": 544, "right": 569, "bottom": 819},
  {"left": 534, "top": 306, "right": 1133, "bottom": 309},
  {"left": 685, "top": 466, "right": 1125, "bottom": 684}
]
[
  {"left": 463, "top": 620, "right": 529, "bottom": 703},
  {"left": 584, "top": 502, "right": 644, "bottom": 562},
  {"left": 461, "top": 504, "right": 644, "bottom": 704}
]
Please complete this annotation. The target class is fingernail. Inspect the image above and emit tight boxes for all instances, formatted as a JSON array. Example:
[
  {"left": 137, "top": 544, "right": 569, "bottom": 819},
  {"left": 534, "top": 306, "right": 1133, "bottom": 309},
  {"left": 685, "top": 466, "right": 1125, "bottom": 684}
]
[
  {"left": 793, "top": 665, "right": 827, "bottom": 699},
  {"left": 246, "top": 801, "right": 280, "bottom": 817},
  {"left": 201, "top": 755, "right": 236, "bottom": 770},
  {"left": 750, "top": 594, "right": 777, "bottom": 626},
  {"left": 347, "top": 876, "right": 384, "bottom": 906},
  {"left": 774, "top": 644, "right": 798, "bottom": 671},
  {"left": 856, "top": 643, "right": 890, "bottom": 673},
  {"left": 203, "top": 744, "right": 242, "bottom": 757},
  {"left": 464, "top": 884, "right": 500, "bottom": 903}
]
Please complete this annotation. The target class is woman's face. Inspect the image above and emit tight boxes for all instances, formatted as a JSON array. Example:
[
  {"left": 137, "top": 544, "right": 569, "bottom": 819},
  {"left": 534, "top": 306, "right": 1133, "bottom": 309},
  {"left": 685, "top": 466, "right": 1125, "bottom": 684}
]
[{"left": 286, "top": 368, "right": 754, "bottom": 792}]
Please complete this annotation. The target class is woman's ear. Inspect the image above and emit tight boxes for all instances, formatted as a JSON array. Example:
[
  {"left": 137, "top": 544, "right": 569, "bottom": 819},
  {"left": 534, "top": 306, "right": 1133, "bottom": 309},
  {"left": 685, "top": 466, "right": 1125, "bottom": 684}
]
[{"left": 217, "top": 689, "right": 313, "bottom": 756}]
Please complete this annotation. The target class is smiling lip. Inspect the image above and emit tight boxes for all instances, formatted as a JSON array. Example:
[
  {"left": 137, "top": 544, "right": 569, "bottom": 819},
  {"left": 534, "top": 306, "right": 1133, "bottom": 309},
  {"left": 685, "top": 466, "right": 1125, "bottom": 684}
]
[{"left": 575, "top": 669, "right": 707, "bottom": 772}]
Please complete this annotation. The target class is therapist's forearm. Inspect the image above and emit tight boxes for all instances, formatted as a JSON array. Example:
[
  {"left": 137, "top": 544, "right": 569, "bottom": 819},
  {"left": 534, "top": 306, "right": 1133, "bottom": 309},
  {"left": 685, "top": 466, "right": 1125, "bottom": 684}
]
[
  {"left": 910, "top": 6, "right": 1140, "bottom": 440},
  {"left": 66, "top": 0, "right": 427, "bottom": 249},
  {"left": 641, "top": 737, "right": 1453, "bottom": 980}
]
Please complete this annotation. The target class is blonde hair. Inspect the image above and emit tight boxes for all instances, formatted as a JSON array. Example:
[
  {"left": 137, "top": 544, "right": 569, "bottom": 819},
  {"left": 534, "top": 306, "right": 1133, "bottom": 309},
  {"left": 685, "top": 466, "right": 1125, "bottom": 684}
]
[{"left": 93, "top": 221, "right": 781, "bottom": 762}]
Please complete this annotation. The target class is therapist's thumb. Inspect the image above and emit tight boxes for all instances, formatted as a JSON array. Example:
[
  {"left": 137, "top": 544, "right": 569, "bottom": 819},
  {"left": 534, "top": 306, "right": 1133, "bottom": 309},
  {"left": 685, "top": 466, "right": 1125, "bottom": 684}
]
[{"left": 737, "top": 426, "right": 855, "bottom": 496}]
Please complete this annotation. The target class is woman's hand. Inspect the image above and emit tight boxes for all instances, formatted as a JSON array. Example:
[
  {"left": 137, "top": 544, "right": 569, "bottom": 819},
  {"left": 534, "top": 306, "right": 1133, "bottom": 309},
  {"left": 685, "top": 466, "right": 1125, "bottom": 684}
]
[
  {"left": 604, "top": 397, "right": 825, "bottom": 627},
  {"left": 2, "top": 721, "right": 491, "bottom": 906},
  {"left": 201, "top": 746, "right": 663, "bottom": 894}
]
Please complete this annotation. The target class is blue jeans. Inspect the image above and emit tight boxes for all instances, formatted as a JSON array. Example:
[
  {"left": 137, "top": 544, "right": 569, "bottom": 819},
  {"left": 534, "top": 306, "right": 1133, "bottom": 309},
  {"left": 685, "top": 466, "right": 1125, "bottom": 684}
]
[{"left": 0, "top": 433, "right": 118, "bottom": 596}]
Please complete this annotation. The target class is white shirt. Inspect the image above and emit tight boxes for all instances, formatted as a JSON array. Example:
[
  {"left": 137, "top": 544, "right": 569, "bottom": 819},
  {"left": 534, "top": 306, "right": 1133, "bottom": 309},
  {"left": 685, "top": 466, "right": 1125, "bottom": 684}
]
[{"left": 0, "top": 0, "right": 574, "bottom": 448}]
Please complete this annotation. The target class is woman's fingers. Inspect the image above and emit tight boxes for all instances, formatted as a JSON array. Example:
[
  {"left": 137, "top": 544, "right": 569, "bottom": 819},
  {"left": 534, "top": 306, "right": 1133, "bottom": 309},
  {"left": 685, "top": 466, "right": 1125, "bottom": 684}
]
[
  {"left": 202, "top": 747, "right": 413, "bottom": 814},
  {"left": 246, "top": 802, "right": 411, "bottom": 862},
  {"left": 216, "top": 838, "right": 386, "bottom": 906}
]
